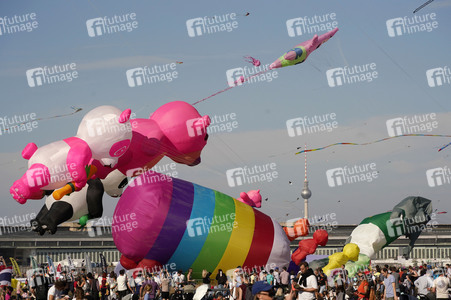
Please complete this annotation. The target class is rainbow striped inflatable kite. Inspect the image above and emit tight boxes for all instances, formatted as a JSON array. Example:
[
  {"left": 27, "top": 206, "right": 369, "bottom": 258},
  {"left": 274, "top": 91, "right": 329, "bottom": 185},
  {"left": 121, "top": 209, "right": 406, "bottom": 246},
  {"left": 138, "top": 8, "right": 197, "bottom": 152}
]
[{"left": 112, "top": 171, "right": 291, "bottom": 277}]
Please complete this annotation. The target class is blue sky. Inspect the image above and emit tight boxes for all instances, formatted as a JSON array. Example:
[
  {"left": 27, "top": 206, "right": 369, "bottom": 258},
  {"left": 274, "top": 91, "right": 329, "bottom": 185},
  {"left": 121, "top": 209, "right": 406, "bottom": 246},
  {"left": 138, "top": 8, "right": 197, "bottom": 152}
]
[{"left": 1, "top": 0, "right": 450, "bottom": 226}]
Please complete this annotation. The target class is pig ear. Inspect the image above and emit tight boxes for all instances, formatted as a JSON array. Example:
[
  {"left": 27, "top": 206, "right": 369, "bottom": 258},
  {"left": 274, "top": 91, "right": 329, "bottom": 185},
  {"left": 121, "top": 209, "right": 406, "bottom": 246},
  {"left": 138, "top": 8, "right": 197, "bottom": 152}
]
[
  {"left": 119, "top": 109, "right": 132, "bottom": 124},
  {"left": 22, "top": 142, "right": 38, "bottom": 160}
]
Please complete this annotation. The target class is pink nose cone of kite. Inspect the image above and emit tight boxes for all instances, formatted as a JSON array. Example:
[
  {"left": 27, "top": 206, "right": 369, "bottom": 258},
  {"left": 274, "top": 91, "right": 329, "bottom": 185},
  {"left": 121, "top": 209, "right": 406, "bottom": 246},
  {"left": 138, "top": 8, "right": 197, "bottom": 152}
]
[{"left": 269, "top": 60, "right": 282, "bottom": 70}]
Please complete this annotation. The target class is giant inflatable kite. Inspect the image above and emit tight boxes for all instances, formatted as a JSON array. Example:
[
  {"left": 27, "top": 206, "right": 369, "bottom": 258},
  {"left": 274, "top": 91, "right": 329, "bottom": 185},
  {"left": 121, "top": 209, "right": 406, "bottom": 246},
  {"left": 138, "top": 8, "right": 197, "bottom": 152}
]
[
  {"left": 113, "top": 170, "right": 291, "bottom": 278},
  {"left": 24, "top": 101, "right": 211, "bottom": 234},
  {"left": 318, "top": 196, "right": 433, "bottom": 276},
  {"left": 10, "top": 106, "right": 132, "bottom": 204}
]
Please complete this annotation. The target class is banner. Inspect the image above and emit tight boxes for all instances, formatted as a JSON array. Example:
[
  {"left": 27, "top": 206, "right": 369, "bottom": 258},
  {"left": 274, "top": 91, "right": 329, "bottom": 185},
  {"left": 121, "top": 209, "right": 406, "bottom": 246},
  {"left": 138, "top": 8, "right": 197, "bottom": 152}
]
[
  {"left": 9, "top": 258, "right": 21, "bottom": 276},
  {"left": 99, "top": 253, "right": 107, "bottom": 274}
]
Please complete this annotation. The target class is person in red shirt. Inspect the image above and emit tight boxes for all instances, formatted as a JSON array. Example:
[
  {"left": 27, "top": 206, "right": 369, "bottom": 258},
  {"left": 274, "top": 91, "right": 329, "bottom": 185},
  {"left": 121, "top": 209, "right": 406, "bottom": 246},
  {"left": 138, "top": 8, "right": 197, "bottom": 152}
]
[{"left": 357, "top": 274, "right": 369, "bottom": 300}]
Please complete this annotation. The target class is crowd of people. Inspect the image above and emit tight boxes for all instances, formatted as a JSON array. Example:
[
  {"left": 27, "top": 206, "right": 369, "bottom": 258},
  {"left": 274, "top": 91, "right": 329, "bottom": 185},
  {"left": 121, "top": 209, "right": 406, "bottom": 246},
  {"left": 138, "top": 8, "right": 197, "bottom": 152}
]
[{"left": 0, "top": 263, "right": 450, "bottom": 300}]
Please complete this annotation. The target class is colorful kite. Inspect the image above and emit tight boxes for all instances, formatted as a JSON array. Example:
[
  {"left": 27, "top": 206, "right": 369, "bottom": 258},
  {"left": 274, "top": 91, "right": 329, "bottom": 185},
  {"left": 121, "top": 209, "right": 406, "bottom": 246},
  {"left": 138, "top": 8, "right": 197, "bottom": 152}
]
[
  {"left": 192, "top": 28, "right": 339, "bottom": 106},
  {"left": 113, "top": 171, "right": 291, "bottom": 278},
  {"left": 414, "top": 0, "right": 434, "bottom": 13},
  {"left": 438, "top": 141, "right": 451, "bottom": 152},
  {"left": 244, "top": 56, "right": 261, "bottom": 67},
  {"left": 269, "top": 27, "right": 338, "bottom": 69}
]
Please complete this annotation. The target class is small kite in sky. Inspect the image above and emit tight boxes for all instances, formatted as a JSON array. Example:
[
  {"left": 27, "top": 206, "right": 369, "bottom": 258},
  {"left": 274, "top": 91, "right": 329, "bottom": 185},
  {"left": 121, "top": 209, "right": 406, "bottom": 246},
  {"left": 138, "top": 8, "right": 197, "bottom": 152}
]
[
  {"left": 243, "top": 56, "right": 261, "bottom": 67},
  {"left": 413, "top": 0, "right": 434, "bottom": 13}
]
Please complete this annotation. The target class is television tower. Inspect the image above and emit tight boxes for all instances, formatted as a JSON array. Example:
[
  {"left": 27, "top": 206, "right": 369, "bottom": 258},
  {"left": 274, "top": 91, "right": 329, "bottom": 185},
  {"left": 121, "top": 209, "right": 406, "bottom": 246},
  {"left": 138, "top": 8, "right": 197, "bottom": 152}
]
[{"left": 301, "top": 144, "right": 311, "bottom": 219}]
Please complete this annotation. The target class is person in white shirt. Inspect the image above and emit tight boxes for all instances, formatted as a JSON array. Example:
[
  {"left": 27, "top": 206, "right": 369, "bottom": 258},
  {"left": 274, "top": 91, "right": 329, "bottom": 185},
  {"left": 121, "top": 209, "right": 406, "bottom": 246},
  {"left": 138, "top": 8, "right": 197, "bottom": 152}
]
[
  {"left": 295, "top": 262, "right": 318, "bottom": 300},
  {"left": 414, "top": 269, "right": 433, "bottom": 298},
  {"left": 273, "top": 268, "right": 280, "bottom": 287},
  {"left": 432, "top": 269, "right": 450, "bottom": 300},
  {"left": 47, "top": 280, "right": 67, "bottom": 300}
]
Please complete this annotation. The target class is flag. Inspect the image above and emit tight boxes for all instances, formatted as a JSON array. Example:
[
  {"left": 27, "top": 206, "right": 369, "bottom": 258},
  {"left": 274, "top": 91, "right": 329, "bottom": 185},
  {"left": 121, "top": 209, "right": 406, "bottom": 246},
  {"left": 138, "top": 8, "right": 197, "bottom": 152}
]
[
  {"left": 9, "top": 258, "right": 21, "bottom": 276},
  {"left": 84, "top": 254, "right": 93, "bottom": 274},
  {"left": 67, "top": 255, "right": 75, "bottom": 270},
  {"left": 30, "top": 256, "right": 38, "bottom": 269},
  {"left": 57, "top": 264, "right": 62, "bottom": 273},
  {"left": 100, "top": 253, "right": 107, "bottom": 274},
  {"left": 0, "top": 267, "right": 12, "bottom": 286},
  {"left": 47, "top": 256, "right": 55, "bottom": 274}
]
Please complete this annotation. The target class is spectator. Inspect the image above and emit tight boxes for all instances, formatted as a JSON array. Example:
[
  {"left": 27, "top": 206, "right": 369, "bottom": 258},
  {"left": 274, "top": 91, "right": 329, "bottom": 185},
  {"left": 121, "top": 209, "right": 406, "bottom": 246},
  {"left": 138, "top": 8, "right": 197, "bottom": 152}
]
[
  {"left": 273, "top": 268, "right": 280, "bottom": 288},
  {"left": 389, "top": 267, "right": 400, "bottom": 297},
  {"left": 432, "top": 268, "right": 450, "bottom": 300},
  {"left": 116, "top": 271, "right": 129, "bottom": 300},
  {"left": 414, "top": 269, "right": 433, "bottom": 300},
  {"left": 108, "top": 274, "right": 117, "bottom": 300},
  {"left": 216, "top": 269, "right": 227, "bottom": 288},
  {"left": 279, "top": 267, "right": 290, "bottom": 293},
  {"left": 357, "top": 273, "right": 369, "bottom": 300},
  {"left": 159, "top": 272, "right": 170, "bottom": 300},
  {"left": 381, "top": 268, "right": 397, "bottom": 300},
  {"left": 73, "top": 287, "right": 84, "bottom": 300},
  {"left": 47, "top": 280, "right": 67, "bottom": 300},
  {"left": 252, "top": 281, "right": 275, "bottom": 300},
  {"left": 202, "top": 270, "right": 211, "bottom": 285},
  {"left": 295, "top": 262, "right": 318, "bottom": 300},
  {"left": 267, "top": 270, "right": 274, "bottom": 286},
  {"left": 186, "top": 268, "right": 195, "bottom": 285}
]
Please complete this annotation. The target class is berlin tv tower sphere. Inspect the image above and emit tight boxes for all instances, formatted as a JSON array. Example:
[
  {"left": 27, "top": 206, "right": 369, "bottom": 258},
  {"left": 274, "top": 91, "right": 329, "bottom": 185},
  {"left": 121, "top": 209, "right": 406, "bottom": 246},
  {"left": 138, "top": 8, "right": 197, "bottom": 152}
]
[{"left": 301, "top": 181, "right": 311, "bottom": 199}]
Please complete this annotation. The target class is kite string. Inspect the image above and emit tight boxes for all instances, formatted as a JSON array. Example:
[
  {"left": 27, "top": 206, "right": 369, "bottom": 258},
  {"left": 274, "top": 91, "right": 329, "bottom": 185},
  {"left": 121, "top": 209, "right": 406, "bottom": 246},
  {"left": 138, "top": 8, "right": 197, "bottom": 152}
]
[
  {"left": 0, "top": 107, "right": 82, "bottom": 133},
  {"left": 295, "top": 134, "right": 451, "bottom": 154},
  {"left": 192, "top": 69, "right": 270, "bottom": 106}
]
